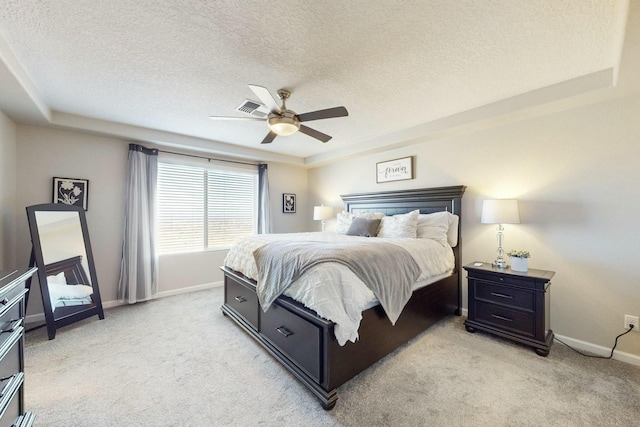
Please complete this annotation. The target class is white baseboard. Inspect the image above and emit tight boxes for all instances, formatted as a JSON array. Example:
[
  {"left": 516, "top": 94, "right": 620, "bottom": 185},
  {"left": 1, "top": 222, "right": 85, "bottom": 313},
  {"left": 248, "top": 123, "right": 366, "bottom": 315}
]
[
  {"left": 553, "top": 333, "right": 640, "bottom": 366},
  {"left": 26, "top": 281, "right": 223, "bottom": 326},
  {"left": 154, "top": 281, "right": 222, "bottom": 299},
  {"left": 458, "top": 310, "right": 640, "bottom": 367}
]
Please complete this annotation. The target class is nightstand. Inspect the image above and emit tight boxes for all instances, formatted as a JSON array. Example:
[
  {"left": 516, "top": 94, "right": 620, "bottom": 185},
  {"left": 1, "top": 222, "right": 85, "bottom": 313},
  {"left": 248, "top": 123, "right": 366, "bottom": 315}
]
[{"left": 463, "top": 262, "right": 555, "bottom": 356}]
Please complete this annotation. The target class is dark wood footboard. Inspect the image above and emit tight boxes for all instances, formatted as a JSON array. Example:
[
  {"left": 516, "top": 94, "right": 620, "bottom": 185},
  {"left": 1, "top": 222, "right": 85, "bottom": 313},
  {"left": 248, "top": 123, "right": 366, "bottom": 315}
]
[
  {"left": 220, "top": 185, "right": 465, "bottom": 409},
  {"left": 221, "top": 266, "right": 459, "bottom": 409}
]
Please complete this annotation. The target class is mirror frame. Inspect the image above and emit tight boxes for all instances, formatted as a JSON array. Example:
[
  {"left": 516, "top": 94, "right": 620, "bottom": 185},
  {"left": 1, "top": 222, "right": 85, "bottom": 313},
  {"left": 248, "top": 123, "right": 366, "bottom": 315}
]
[{"left": 26, "top": 203, "right": 104, "bottom": 339}]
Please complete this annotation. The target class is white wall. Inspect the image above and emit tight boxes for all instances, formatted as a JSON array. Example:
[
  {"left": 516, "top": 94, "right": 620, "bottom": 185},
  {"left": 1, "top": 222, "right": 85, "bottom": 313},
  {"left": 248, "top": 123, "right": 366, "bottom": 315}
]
[
  {"left": 308, "top": 92, "right": 640, "bottom": 358},
  {"left": 0, "top": 111, "right": 17, "bottom": 270},
  {"left": 14, "top": 125, "right": 309, "bottom": 316}
]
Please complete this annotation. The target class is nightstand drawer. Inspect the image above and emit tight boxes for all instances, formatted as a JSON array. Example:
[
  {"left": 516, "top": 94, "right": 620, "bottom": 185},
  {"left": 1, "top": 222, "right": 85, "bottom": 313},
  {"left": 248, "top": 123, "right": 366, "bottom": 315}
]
[
  {"left": 475, "top": 301, "right": 535, "bottom": 337},
  {"left": 474, "top": 281, "right": 534, "bottom": 312},
  {"left": 470, "top": 271, "right": 536, "bottom": 289}
]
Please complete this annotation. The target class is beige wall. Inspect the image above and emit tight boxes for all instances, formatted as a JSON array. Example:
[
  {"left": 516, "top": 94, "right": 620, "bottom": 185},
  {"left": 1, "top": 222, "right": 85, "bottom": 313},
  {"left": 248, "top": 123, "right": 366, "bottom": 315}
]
[
  {"left": 308, "top": 92, "right": 640, "bottom": 358},
  {"left": 16, "top": 125, "right": 128, "bottom": 315},
  {"left": 14, "top": 125, "right": 309, "bottom": 316},
  {"left": 0, "top": 111, "right": 17, "bottom": 270},
  {"left": 268, "top": 162, "right": 309, "bottom": 233}
]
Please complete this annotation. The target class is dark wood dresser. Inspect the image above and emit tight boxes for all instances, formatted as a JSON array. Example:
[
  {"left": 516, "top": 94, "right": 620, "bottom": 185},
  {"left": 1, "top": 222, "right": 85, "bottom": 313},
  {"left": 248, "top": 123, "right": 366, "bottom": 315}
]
[
  {"left": 0, "top": 268, "right": 36, "bottom": 427},
  {"left": 463, "top": 262, "right": 555, "bottom": 356}
]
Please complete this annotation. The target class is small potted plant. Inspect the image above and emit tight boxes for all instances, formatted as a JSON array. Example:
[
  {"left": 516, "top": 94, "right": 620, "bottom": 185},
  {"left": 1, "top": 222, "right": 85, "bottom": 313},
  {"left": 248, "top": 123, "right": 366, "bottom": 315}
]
[{"left": 507, "top": 250, "right": 530, "bottom": 272}]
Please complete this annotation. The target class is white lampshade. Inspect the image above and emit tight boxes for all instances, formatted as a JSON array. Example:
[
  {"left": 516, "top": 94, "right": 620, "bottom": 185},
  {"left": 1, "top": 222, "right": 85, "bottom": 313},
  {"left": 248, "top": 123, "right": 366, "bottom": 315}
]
[
  {"left": 481, "top": 199, "right": 520, "bottom": 224},
  {"left": 313, "top": 205, "right": 333, "bottom": 221}
]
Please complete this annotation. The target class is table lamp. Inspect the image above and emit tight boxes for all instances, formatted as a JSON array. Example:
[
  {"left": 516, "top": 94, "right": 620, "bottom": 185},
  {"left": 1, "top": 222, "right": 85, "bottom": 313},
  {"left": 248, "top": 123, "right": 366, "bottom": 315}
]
[
  {"left": 313, "top": 205, "right": 333, "bottom": 232},
  {"left": 481, "top": 199, "right": 520, "bottom": 268}
]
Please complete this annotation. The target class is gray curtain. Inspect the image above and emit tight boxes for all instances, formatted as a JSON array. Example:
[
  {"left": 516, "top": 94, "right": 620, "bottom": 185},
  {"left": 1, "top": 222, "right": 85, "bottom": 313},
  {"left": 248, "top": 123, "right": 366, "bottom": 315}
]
[
  {"left": 257, "top": 164, "right": 272, "bottom": 234},
  {"left": 118, "top": 144, "right": 158, "bottom": 303}
]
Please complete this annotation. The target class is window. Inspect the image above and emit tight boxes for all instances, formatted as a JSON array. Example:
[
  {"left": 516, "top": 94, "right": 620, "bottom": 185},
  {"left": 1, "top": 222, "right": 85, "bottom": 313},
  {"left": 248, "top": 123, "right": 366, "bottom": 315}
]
[{"left": 157, "top": 160, "right": 258, "bottom": 254}]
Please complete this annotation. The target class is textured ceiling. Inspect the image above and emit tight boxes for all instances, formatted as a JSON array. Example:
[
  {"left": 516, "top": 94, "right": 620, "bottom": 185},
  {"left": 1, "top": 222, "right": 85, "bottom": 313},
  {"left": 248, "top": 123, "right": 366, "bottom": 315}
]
[{"left": 0, "top": 1, "right": 625, "bottom": 163}]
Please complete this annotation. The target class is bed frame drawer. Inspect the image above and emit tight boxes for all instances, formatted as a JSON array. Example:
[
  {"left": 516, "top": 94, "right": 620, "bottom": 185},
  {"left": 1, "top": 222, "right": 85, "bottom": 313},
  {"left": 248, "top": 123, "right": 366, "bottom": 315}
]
[
  {"left": 260, "top": 302, "right": 321, "bottom": 382},
  {"left": 224, "top": 276, "right": 259, "bottom": 330}
]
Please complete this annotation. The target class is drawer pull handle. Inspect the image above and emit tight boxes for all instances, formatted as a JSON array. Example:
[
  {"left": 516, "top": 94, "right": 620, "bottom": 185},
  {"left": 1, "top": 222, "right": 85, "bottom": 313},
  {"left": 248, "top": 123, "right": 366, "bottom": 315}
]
[
  {"left": 0, "top": 318, "right": 22, "bottom": 334},
  {"left": 276, "top": 326, "right": 294, "bottom": 337},
  {"left": 0, "top": 373, "right": 16, "bottom": 397},
  {"left": 490, "top": 292, "right": 513, "bottom": 299},
  {"left": 0, "top": 298, "right": 8, "bottom": 306},
  {"left": 491, "top": 314, "right": 513, "bottom": 322},
  {"left": 234, "top": 296, "right": 247, "bottom": 303}
]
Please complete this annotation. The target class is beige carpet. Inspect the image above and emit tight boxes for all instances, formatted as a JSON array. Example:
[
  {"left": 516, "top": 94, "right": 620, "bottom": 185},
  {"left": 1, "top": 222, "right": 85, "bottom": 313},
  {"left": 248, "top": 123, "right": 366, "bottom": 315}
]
[{"left": 25, "top": 287, "right": 640, "bottom": 427}]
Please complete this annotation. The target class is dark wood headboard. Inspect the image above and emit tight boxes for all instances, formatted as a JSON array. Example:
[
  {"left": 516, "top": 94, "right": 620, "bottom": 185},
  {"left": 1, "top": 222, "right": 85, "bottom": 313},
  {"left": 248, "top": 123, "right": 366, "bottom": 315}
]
[
  {"left": 341, "top": 185, "right": 466, "bottom": 272},
  {"left": 45, "top": 255, "right": 90, "bottom": 286},
  {"left": 341, "top": 186, "right": 464, "bottom": 217}
]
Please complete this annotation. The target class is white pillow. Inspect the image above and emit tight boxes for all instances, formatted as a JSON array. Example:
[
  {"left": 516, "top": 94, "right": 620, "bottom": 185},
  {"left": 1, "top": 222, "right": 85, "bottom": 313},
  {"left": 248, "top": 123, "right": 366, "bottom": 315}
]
[
  {"left": 335, "top": 211, "right": 385, "bottom": 234},
  {"left": 417, "top": 211, "right": 459, "bottom": 247},
  {"left": 418, "top": 212, "right": 458, "bottom": 246},
  {"left": 377, "top": 210, "right": 419, "bottom": 238},
  {"left": 47, "top": 272, "right": 93, "bottom": 309},
  {"left": 47, "top": 271, "right": 67, "bottom": 285}
]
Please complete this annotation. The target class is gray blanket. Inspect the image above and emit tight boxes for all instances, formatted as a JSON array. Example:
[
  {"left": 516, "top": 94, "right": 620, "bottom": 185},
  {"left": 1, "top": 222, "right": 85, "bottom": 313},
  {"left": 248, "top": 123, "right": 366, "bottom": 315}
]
[{"left": 253, "top": 240, "right": 420, "bottom": 324}]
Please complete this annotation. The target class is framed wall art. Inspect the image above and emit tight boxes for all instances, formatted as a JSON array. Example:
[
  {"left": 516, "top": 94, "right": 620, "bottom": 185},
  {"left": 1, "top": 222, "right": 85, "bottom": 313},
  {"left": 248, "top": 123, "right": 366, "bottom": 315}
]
[
  {"left": 376, "top": 156, "right": 414, "bottom": 183},
  {"left": 52, "top": 177, "right": 89, "bottom": 211},
  {"left": 283, "top": 193, "right": 296, "bottom": 213}
]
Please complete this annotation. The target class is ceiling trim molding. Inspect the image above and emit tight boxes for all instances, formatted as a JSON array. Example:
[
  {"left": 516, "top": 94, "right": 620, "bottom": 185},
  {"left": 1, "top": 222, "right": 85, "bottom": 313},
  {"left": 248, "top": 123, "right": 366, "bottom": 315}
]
[
  {"left": 0, "top": 33, "right": 51, "bottom": 122},
  {"left": 49, "top": 111, "right": 305, "bottom": 166},
  {"left": 304, "top": 68, "right": 617, "bottom": 168}
]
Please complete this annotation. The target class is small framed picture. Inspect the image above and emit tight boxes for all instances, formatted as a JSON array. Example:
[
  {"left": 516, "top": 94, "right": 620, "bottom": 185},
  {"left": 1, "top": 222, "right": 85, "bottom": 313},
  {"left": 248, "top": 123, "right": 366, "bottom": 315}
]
[
  {"left": 376, "top": 156, "right": 414, "bottom": 183},
  {"left": 283, "top": 193, "right": 296, "bottom": 213},
  {"left": 53, "top": 177, "right": 89, "bottom": 211}
]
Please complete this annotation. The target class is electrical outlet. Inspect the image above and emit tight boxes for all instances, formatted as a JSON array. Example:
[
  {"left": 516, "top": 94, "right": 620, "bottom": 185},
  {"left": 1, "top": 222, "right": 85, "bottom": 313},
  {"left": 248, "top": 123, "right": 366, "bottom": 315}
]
[{"left": 624, "top": 315, "right": 639, "bottom": 331}]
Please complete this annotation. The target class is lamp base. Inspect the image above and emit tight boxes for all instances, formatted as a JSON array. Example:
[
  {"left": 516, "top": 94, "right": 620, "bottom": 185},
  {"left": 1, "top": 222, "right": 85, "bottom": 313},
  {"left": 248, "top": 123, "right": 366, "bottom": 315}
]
[{"left": 493, "top": 259, "right": 508, "bottom": 269}]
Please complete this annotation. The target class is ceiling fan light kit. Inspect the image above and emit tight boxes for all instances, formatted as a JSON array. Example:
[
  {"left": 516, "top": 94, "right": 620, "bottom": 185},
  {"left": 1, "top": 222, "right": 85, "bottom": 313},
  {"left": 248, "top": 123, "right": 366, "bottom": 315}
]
[
  {"left": 209, "top": 85, "right": 348, "bottom": 144},
  {"left": 268, "top": 111, "right": 300, "bottom": 136}
]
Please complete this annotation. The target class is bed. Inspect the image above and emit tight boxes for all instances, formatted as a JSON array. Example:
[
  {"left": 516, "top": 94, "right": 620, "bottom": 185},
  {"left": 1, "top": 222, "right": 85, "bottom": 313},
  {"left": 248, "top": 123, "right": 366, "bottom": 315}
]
[
  {"left": 36, "top": 255, "right": 104, "bottom": 339},
  {"left": 220, "top": 185, "right": 465, "bottom": 409}
]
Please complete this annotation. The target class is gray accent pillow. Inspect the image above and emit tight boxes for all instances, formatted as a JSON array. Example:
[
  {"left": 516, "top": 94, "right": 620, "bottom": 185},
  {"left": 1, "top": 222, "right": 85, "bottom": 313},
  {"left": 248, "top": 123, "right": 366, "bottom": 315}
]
[{"left": 346, "top": 217, "right": 381, "bottom": 237}]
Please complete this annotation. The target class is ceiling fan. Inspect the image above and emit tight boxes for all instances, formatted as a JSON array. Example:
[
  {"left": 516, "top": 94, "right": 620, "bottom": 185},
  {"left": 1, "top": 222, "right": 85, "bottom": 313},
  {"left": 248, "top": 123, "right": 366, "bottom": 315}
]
[{"left": 209, "top": 85, "right": 348, "bottom": 144}]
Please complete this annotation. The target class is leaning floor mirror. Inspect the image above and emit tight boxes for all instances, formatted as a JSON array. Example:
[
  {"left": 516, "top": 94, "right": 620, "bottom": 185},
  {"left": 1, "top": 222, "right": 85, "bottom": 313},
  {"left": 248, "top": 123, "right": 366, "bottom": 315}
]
[{"left": 26, "top": 203, "right": 104, "bottom": 340}]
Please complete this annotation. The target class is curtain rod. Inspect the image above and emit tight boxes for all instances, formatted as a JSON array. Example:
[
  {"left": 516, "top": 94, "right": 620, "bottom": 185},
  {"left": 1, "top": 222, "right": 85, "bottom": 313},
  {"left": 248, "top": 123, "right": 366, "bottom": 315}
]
[{"left": 157, "top": 149, "right": 262, "bottom": 166}]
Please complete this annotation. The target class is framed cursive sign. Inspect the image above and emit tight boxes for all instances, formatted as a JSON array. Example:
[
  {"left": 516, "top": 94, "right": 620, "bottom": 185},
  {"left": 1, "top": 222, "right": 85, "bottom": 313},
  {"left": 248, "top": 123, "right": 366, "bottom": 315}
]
[{"left": 376, "top": 156, "right": 413, "bottom": 183}]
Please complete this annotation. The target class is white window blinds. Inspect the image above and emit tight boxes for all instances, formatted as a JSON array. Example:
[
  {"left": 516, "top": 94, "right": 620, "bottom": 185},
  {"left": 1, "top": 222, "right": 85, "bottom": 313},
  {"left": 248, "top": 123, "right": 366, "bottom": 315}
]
[{"left": 157, "top": 161, "right": 258, "bottom": 254}]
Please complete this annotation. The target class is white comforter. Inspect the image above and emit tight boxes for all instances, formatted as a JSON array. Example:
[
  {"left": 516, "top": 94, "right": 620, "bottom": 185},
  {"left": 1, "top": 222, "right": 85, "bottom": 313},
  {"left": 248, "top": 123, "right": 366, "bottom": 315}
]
[{"left": 224, "top": 232, "right": 454, "bottom": 345}]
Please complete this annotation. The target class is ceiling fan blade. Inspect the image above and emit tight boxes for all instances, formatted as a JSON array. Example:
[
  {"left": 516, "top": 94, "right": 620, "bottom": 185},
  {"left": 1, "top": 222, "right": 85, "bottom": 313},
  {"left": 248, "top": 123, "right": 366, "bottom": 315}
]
[
  {"left": 261, "top": 131, "right": 278, "bottom": 144},
  {"left": 298, "top": 125, "right": 332, "bottom": 143},
  {"left": 208, "top": 116, "right": 266, "bottom": 121},
  {"left": 297, "top": 106, "right": 348, "bottom": 122},
  {"left": 248, "top": 85, "right": 282, "bottom": 114}
]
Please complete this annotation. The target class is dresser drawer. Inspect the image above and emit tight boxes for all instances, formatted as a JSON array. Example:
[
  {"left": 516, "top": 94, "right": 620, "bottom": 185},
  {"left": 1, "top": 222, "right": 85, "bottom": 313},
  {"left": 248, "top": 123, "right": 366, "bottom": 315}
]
[
  {"left": 0, "top": 328, "right": 22, "bottom": 379},
  {"left": 474, "top": 301, "right": 535, "bottom": 337},
  {"left": 224, "top": 277, "right": 259, "bottom": 329},
  {"left": 11, "top": 412, "right": 35, "bottom": 427},
  {"left": 0, "top": 372, "right": 23, "bottom": 427},
  {"left": 261, "top": 302, "right": 321, "bottom": 382},
  {"left": 474, "top": 281, "right": 534, "bottom": 312},
  {"left": 0, "top": 288, "right": 27, "bottom": 322}
]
